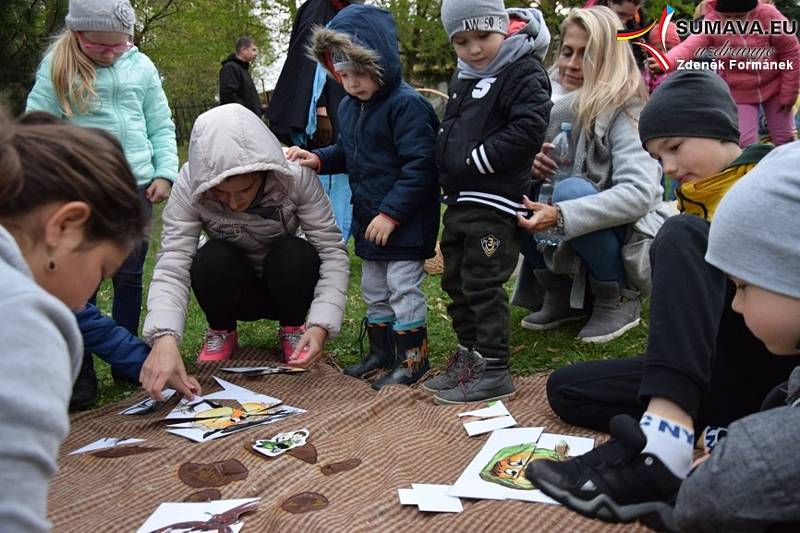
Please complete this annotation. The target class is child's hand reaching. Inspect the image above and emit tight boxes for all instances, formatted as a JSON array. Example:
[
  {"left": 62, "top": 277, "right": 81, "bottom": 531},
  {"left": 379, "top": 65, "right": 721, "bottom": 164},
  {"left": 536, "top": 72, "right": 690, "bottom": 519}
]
[
  {"left": 286, "top": 146, "right": 321, "bottom": 169},
  {"left": 147, "top": 178, "right": 172, "bottom": 203},
  {"left": 365, "top": 214, "right": 397, "bottom": 246}
]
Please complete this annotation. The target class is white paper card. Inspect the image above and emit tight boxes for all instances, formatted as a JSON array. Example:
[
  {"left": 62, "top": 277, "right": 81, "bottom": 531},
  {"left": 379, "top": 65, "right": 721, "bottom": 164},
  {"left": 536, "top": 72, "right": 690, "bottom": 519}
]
[
  {"left": 119, "top": 390, "right": 175, "bottom": 415},
  {"left": 69, "top": 437, "right": 146, "bottom": 456},
  {"left": 136, "top": 498, "right": 259, "bottom": 533},
  {"left": 449, "top": 427, "right": 544, "bottom": 501},
  {"left": 458, "top": 401, "right": 517, "bottom": 436},
  {"left": 397, "top": 488, "right": 418, "bottom": 505},
  {"left": 412, "top": 484, "right": 463, "bottom": 513}
]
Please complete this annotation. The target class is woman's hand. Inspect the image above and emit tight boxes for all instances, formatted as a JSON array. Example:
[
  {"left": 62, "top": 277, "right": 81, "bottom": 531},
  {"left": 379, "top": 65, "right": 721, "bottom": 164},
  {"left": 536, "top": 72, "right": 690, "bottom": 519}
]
[
  {"left": 532, "top": 143, "right": 557, "bottom": 180},
  {"left": 517, "top": 194, "right": 559, "bottom": 233},
  {"left": 365, "top": 214, "right": 397, "bottom": 246},
  {"left": 287, "top": 325, "right": 328, "bottom": 368},
  {"left": 140, "top": 335, "right": 201, "bottom": 401},
  {"left": 147, "top": 178, "right": 172, "bottom": 204},
  {"left": 286, "top": 146, "right": 321, "bottom": 169}
]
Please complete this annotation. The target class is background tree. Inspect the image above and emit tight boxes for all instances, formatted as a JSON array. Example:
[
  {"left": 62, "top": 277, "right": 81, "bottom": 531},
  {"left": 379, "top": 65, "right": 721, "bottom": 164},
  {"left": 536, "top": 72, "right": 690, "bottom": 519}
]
[{"left": 0, "top": 0, "right": 68, "bottom": 114}]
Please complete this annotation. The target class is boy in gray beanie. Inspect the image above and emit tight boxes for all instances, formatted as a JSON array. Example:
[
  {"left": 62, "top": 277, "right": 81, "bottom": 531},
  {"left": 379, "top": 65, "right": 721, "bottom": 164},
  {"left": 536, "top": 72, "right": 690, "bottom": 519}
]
[
  {"left": 675, "top": 140, "right": 800, "bottom": 532},
  {"left": 424, "top": 0, "right": 551, "bottom": 404}
]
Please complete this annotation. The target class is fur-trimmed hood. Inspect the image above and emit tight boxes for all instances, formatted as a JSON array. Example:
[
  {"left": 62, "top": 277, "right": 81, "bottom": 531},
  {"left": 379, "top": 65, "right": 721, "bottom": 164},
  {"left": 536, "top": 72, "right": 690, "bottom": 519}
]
[{"left": 309, "top": 4, "right": 401, "bottom": 97}]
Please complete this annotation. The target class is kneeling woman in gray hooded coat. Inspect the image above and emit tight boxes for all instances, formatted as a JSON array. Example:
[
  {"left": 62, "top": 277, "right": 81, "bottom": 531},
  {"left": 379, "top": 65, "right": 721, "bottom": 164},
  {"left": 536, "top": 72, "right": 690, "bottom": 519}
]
[{"left": 141, "top": 104, "right": 349, "bottom": 399}]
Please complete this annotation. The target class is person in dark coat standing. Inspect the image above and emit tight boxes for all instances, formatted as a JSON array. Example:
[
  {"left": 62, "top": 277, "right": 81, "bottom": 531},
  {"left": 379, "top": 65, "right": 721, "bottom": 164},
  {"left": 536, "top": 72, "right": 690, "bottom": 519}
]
[
  {"left": 286, "top": 5, "right": 440, "bottom": 392},
  {"left": 219, "top": 36, "right": 264, "bottom": 117},
  {"left": 266, "top": 0, "right": 362, "bottom": 147}
]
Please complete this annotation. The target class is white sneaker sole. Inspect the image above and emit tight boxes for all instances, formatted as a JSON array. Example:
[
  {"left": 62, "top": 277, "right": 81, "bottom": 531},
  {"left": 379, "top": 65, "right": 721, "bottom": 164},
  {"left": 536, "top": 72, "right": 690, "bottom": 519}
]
[
  {"left": 432, "top": 391, "right": 516, "bottom": 405},
  {"left": 579, "top": 318, "right": 641, "bottom": 344}
]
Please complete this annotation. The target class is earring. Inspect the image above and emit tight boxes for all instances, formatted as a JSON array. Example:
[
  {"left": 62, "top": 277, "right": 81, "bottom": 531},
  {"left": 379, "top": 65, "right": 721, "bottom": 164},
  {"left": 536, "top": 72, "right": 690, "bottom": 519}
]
[{"left": 47, "top": 258, "right": 56, "bottom": 272}]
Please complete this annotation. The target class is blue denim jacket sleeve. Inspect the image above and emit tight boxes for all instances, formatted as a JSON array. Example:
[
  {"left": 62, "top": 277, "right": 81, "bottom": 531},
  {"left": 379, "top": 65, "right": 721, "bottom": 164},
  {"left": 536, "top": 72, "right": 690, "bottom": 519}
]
[{"left": 76, "top": 304, "right": 150, "bottom": 383}]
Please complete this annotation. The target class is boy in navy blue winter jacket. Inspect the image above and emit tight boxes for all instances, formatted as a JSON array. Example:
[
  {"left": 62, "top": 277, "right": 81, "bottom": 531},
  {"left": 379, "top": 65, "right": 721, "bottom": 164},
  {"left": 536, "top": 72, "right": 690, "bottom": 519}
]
[{"left": 287, "top": 4, "right": 439, "bottom": 389}]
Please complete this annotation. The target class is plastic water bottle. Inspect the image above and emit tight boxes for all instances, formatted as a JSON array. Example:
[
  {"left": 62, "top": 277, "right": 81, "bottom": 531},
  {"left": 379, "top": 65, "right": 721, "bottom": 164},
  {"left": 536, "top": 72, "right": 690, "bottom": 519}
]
[{"left": 535, "top": 122, "right": 574, "bottom": 248}]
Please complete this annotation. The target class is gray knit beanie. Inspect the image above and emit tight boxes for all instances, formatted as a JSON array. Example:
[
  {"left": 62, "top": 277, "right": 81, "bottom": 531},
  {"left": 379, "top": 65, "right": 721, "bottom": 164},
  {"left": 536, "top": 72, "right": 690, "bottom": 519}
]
[
  {"left": 441, "top": 0, "right": 509, "bottom": 41},
  {"left": 65, "top": 0, "right": 136, "bottom": 36},
  {"left": 639, "top": 70, "right": 739, "bottom": 148},
  {"left": 706, "top": 141, "right": 800, "bottom": 299}
]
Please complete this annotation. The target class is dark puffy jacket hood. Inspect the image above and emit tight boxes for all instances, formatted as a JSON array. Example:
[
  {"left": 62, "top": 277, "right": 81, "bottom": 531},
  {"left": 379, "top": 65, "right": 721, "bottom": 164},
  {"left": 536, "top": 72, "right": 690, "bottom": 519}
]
[{"left": 308, "top": 4, "right": 401, "bottom": 97}]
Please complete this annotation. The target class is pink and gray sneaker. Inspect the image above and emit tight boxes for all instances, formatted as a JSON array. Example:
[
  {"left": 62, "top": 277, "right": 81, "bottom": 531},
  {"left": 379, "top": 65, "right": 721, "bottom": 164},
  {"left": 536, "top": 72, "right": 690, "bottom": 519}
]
[
  {"left": 278, "top": 325, "right": 310, "bottom": 363},
  {"left": 197, "top": 329, "right": 238, "bottom": 362}
]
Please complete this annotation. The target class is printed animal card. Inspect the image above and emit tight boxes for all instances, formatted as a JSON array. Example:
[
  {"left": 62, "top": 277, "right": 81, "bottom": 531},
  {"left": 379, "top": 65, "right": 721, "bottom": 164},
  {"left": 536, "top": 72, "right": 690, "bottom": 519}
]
[
  {"left": 222, "top": 366, "right": 307, "bottom": 376},
  {"left": 458, "top": 401, "right": 516, "bottom": 436},
  {"left": 252, "top": 428, "right": 309, "bottom": 458},
  {"left": 166, "top": 405, "right": 306, "bottom": 443},
  {"left": 164, "top": 378, "right": 282, "bottom": 421},
  {"left": 69, "top": 437, "right": 146, "bottom": 456},
  {"left": 119, "top": 389, "right": 176, "bottom": 415},
  {"left": 136, "top": 497, "right": 260, "bottom": 533},
  {"left": 500, "top": 433, "right": 594, "bottom": 504},
  {"left": 449, "top": 427, "right": 544, "bottom": 501}
]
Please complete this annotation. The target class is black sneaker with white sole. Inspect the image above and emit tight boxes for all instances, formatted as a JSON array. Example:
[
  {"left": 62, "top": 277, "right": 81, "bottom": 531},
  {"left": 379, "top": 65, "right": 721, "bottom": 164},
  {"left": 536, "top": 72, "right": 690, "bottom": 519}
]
[{"left": 526, "top": 414, "right": 681, "bottom": 532}]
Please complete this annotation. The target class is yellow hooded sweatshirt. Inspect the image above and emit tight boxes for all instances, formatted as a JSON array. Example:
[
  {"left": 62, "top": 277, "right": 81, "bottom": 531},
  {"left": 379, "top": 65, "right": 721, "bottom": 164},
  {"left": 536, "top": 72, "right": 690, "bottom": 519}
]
[{"left": 677, "top": 144, "right": 773, "bottom": 221}]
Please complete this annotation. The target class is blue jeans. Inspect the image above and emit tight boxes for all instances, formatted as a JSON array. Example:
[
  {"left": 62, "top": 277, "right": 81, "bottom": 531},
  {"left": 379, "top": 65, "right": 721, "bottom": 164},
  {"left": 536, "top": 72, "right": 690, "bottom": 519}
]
[
  {"left": 318, "top": 173, "right": 352, "bottom": 242},
  {"left": 521, "top": 177, "right": 627, "bottom": 283}
]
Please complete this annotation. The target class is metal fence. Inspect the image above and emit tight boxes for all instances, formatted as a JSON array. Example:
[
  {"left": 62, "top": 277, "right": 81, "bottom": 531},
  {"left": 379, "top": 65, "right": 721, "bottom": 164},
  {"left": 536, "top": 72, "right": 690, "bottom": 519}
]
[{"left": 171, "top": 99, "right": 217, "bottom": 145}]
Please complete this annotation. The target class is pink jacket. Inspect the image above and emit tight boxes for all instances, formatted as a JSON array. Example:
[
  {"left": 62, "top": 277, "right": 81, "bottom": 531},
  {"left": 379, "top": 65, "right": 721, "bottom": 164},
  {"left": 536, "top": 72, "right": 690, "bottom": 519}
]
[{"left": 667, "top": 0, "right": 800, "bottom": 105}]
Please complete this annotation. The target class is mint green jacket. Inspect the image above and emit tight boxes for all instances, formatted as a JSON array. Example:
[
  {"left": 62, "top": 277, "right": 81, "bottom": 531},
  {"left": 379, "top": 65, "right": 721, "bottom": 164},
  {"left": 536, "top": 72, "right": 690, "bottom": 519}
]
[{"left": 26, "top": 48, "right": 178, "bottom": 187}]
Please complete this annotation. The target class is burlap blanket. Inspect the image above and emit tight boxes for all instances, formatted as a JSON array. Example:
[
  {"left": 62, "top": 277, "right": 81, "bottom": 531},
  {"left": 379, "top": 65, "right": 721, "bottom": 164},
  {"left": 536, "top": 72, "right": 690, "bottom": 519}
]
[{"left": 50, "top": 348, "right": 647, "bottom": 532}]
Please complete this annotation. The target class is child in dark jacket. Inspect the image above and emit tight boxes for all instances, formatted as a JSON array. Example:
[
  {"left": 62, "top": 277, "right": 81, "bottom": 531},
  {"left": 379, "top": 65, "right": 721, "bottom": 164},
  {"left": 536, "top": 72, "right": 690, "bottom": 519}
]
[
  {"left": 420, "top": 0, "right": 552, "bottom": 405},
  {"left": 287, "top": 4, "right": 440, "bottom": 389},
  {"left": 70, "top": 303, "right": 151, "bottom": 409}
]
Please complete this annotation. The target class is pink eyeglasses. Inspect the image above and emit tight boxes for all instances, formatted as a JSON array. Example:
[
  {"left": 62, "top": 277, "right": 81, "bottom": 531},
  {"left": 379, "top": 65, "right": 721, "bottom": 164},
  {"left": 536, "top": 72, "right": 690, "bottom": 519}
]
[{"left": 76, "top": 32, "right": 133, "bottom": 55}]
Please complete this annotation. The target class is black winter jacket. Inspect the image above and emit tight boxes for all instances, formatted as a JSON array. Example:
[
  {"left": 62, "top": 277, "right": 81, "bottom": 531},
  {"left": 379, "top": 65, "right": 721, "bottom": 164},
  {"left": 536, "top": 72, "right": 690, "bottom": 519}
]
[
  {"left": 436, "top": 54, "right": 551, "bottom": 217},
  {"left": 219, "top": 54, "right": 263, "bottom": 118}
]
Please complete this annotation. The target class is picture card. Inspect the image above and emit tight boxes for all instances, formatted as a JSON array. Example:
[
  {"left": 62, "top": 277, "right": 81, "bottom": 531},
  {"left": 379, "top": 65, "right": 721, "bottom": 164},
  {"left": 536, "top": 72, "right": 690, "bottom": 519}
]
[
  {"left": 458, "top": 401, "right": 516, "bottom": 436},
  {"left": 449, "top": 427, "right": 544, "bottom": 501},
  {"left": 166, "top": 405, "right": 306, "bottom": 443},
  {"left": 412, "top": 484, "right": 463, "bottom": 513},
  {"left": 506, "top": 433, "right": 595, "bottom": 504},
  {"left": 119, "top": 389, "right": 176, "bottom": 415},
  {"left": 69, "top": 437, "right": 146, "bottom": 456},
  {"left": 252, "top": 428, "right": 310, "bottom": 458},
  {"left": 222, "top": 366, "right": 307, "bottom": 376},
  {"left": 136, "top": 497, "right": 259, "bottom": 533}
]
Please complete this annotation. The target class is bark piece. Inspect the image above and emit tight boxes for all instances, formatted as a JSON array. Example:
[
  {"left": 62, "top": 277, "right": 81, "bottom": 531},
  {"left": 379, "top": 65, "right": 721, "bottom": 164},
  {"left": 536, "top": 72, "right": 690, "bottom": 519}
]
[
  {"left": 183, "top": 488, "right": 222, "bottom": 502},
  {"left": 281, "top": 492, "right": 329, "bottom": 514},
  {"left": 320, "top": 458, "right": 361, "bottom": 476},
  {"left": 178, "top": 459, "right": 249, "bottom": 488},
  {"left": 287, "top": 443, "right": 318, "bottom": 464},
  {"left": 91, "top": 445, "right": 161, "bottom": 458}
]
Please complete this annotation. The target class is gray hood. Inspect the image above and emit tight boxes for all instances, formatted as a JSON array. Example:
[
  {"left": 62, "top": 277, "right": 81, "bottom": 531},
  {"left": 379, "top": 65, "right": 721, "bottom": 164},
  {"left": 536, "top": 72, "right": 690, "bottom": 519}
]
[{"left": 188, "top": 104, "right": 295, "bottom": 201}]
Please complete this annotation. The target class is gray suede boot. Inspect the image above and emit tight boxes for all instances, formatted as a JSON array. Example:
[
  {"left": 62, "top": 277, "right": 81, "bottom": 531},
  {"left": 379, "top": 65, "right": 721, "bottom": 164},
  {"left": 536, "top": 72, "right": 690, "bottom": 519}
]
[
  {"left": 510, "top": 261, "right": 543, "bottom": 311},
  {"left": 421, "top": 344, "right": 471, "bottom": 394},
  {"left": 520, "top": 269, "right": 586, "bottom": 330},
  {"left": 432, "top": 351, "right": 515, "bottom": 405},
  {"left": 578, "top": 277, "right": 641, "bottom": 343}
]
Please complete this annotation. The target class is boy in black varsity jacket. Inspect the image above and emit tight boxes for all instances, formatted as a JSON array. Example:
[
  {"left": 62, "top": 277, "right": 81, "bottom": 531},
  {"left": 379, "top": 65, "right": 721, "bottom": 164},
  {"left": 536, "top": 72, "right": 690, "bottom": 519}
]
[{"left": 421, "top": 0, "right": 552, "bottom": 404}]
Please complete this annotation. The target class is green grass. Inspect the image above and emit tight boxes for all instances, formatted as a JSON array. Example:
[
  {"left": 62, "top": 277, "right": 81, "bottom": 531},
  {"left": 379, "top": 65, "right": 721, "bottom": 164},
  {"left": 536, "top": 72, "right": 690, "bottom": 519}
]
[{"left": 92, "top": 147, "right": 649, "bottom": 407}]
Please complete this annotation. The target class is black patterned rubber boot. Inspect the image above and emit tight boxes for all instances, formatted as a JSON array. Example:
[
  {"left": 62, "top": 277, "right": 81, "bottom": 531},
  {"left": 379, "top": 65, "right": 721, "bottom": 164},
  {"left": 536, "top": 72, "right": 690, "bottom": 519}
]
[
  {"left": 372, "top": 327, "right": 430, "bottom": 390},
  {"left": 344, "top": 318, "right": 394, "bottom": 378}
]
